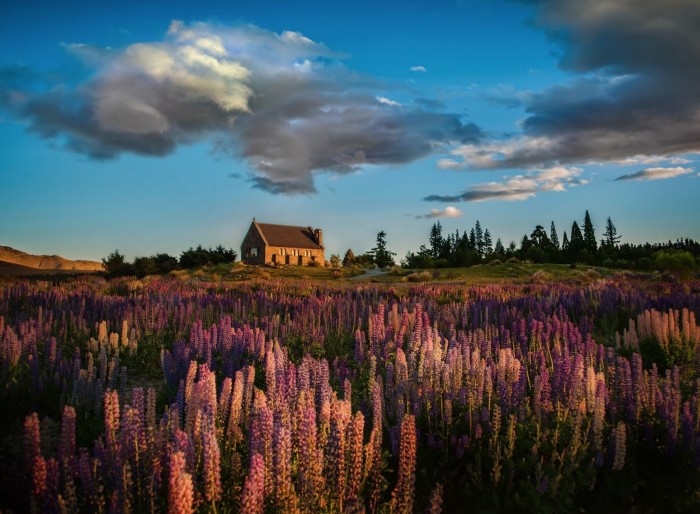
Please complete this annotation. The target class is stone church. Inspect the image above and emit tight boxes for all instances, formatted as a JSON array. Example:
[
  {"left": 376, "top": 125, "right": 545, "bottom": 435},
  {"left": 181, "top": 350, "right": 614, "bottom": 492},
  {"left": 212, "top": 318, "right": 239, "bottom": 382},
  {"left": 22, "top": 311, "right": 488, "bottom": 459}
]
[{"left": 240, "top": 219, "right": 325, "bottom": 266}]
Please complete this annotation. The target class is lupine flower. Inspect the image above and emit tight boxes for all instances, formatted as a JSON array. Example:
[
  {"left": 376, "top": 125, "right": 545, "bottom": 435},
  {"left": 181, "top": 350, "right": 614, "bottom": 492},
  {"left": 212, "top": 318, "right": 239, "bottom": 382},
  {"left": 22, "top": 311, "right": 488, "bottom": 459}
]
[
  {"left": 240, "top": 453, "right": 265, "bottom": 514},
  {"left": 391, "top": 414, "right": 417, "bottom": 514},
  {"left": 168, "top": 451, "right": 194, "bottom": 514}
]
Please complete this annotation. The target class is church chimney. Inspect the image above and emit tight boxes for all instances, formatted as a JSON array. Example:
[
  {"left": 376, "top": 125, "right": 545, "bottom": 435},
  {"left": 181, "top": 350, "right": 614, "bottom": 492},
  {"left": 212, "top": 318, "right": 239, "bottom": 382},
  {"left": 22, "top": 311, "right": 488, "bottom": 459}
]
[{"left": 314, "top": 228, "right": 323, "bottom": 247}]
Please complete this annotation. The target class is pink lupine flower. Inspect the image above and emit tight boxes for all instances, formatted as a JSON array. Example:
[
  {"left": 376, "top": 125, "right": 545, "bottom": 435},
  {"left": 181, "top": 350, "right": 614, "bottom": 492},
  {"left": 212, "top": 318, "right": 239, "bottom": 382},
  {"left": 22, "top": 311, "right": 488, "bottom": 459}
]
[
  {"left": 168, "top": 451, "right": 194, "bottom": 514},
  {"left": 240, "top": 453, "right": 265, "bottom": 514},
  {"left": 391, "top": 414, "right": 417, "bottom": 514},
  {"left": 202, "top": 413, "right": 222, "bottom": 504},
  {"left": 24, "top": 412, "right": 41, "bottom": 469},
  {"left": 59, "top": 405, "right": 77, "bottom": 463}
]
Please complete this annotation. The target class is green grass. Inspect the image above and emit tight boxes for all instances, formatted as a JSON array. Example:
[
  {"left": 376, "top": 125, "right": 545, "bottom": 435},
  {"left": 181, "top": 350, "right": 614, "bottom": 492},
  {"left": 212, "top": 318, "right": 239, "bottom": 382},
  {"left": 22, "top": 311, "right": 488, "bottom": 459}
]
[
  {"left": 366, "top": 263, "right": 621, "bottom": 284},
  {"left": 171, "top": 261, "right": 366, "bottom": 281}
]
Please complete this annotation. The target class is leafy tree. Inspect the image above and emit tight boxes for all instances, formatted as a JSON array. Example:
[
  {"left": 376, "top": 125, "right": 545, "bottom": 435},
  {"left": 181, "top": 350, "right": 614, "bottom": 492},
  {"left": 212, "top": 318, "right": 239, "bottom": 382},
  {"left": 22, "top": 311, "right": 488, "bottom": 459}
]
[
  {"left": 583, "top": 210, "right": 597, "bottom": 252},
  {"left": 368, "top": 231, "right": 397, "bottom": 268},
  {"left": 329, "top": 254, "right": 341, "bottom": 268},
  {"left": 133, "top": 256, "right": 158, "bottom": 278},
  {"left": 154, "top": 253, "right": 179, "bottom": 273},
  {"left": 654, "top": 250, "right": 697, "bottom": 275},
  {"left": 550, "top": 221, "right": 560, "bottom": 250},
  {"left": 102, "top": 250, "right": 133, "bottom": 277},
  {"left": 530, "top": 225, "right": 551, "bottom": 249},
  {"left": 342, "top": 249, "right": 356, "bottom": 267},
  {"left": 602, "top": 217, "right": 621, "bottom": 247}
]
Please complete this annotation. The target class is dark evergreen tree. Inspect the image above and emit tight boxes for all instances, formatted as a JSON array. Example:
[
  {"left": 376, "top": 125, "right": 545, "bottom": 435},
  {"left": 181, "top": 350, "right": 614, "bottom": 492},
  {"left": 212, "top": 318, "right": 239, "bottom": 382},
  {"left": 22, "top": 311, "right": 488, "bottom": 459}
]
[
  {"left": 494, "top": 238, "right": 505, "bottom": 256},
  {"left": 484, "top": 229, "right": 493, "bottom": 256},
  {"left": 583, "top": 210, "right": 597, "bottom": 252},
  {"left": 603, "top": 217, "right": 621, "bottom": 247},
  {"left": 469, "top": 228, "right": 476, "bottom": 249},
  {"left": 569, "top": 221, "right": 584, "bottom": 257},
  {"left": 475, "top": 221, "right": 485, "bottom": 256},
  {"left": 562, "top": 231, "right": 569, "bottom": 251},
  {"left": 429, "top": 221, "right": 443, "bottom": 259},
  {"left": 550, "top": 221, "right": 560, "bottom": 250},
  {"left": 368, "top": 230, "right": 396, "bottom": 268}
]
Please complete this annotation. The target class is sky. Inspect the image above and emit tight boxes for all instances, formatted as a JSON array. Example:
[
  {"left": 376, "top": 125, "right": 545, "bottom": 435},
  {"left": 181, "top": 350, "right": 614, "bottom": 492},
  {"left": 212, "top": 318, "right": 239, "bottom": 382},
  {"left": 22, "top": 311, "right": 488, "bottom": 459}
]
[{"left": 1, "top": 0, "right": 699, "bottom": 262}]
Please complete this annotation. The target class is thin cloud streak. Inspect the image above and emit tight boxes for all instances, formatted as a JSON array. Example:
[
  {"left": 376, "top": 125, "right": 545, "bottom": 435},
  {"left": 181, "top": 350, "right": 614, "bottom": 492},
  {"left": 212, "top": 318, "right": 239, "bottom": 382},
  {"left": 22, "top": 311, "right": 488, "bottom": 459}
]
[{"left": 614, "top": 167, "right": 695, "bottom": 182}]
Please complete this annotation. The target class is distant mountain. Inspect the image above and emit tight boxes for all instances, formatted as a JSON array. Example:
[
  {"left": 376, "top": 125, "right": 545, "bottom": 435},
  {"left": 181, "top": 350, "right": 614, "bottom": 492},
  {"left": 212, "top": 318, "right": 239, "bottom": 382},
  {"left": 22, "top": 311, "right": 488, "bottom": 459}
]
[{"left": 0, "top": 246, "right": 104, "bottom": 272}]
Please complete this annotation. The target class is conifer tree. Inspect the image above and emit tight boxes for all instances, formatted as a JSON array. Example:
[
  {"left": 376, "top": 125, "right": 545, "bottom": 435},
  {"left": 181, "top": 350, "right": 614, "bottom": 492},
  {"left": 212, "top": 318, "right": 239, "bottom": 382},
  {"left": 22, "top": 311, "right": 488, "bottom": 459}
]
[
  {"left": 369, "top": 231, "right": 396, "bottom": 268},
  {"left": 469, "top": 228, "right": 476, "bottom": 249},
  {"left": 475, "top": 221, "right": 485, "bottom": 256},
  {"left": 494, "top": 238, "right": 505, "bottom": 255},
  {"left": 583, "top": 210, "right": 597, "bottom": 252},
  {"left": 550, "top": 221, "right": 560, "bottom": 249},
  {"left": 342, "top": 249, "right": 356, "bottom": 267},
  {"left": 484, "top": 229, "right": 493, "bottom": 255},
  {"left": 570, "top": 222, "right": 583, "bottom": 256},
  {"left": 429, "top": 222, "right": 443, "bottom": 259},
  {"left": 603, "top": 217, "right": 621, "bottom": 247},
  {"left": 562, "top": 231, "right": 569, "bottom": 251}
]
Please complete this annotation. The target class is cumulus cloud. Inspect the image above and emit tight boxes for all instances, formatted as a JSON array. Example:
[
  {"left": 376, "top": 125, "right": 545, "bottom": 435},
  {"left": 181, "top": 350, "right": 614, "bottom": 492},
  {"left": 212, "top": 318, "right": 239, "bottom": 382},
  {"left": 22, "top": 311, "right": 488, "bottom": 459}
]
[
  {"left": 0, "top": 21, "right": 481, "bottom": 194},
  {"left": 614, "top": 167, "right": 695, "bottom": 182},
  {"left": 409, "top": 65, "right": 426, "bottom": 72},
  {"left": 415, "top": 206, "right": 463, "bottom": 219},
  {"left": 444, "top": 0, "right": 700, "bottom": 170},
  {"left": 425, "top": 166, "right": 587, "bottom": 203}
]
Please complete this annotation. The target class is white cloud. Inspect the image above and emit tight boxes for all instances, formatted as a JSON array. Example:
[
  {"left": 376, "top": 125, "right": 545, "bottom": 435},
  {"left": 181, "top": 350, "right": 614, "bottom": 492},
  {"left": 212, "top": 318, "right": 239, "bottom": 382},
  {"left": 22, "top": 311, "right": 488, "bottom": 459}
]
[
  {"left": 410, "top": 65, "right": 427, "bottom": 72},
  {"left": 425, "top": 166, "right": 588, "bottom": 203},
  {"left": 376, "top": 96, "right": 401, "bottom": 107},
  {"left": 416, "top": 206, "right": 463, "bottom": 218}
]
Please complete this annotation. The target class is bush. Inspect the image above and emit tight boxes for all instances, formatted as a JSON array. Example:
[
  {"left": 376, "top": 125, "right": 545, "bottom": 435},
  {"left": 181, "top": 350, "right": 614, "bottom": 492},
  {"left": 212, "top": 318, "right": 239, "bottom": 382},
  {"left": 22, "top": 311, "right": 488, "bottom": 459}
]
[{"left": 406, "top": 271, "right": 432, "bottom": 282}]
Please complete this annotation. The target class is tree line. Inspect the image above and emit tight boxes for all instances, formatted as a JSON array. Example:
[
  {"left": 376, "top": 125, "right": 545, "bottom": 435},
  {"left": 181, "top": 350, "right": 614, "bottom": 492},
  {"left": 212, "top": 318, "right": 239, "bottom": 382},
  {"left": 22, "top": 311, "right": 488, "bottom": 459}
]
[
  {"left": 103, "top": 245, "right": 238, "bottom": 277},
  {"left": 340, "top": 211, "right": 698, "bottom": 274}
]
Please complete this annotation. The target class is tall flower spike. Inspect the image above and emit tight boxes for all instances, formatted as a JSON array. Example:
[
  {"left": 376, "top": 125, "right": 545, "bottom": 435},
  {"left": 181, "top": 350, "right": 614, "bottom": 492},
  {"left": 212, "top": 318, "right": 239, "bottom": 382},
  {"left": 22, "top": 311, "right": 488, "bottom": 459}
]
[
  {"left": 240, "top": 453, "right": 265, "bottom": 514},
  {"left": 168, "top": 451, "right": 194, "bottom": 514},
  {"left": 391, "top": 414, "right": 417, "bottom": 514}
]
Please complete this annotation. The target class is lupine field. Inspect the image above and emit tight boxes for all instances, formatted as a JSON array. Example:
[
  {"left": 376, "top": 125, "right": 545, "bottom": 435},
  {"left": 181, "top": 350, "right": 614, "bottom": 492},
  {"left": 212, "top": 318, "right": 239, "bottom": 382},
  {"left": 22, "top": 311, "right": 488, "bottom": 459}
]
[{"left": 1, "top": 275, "right": 700, "bottom": 513}]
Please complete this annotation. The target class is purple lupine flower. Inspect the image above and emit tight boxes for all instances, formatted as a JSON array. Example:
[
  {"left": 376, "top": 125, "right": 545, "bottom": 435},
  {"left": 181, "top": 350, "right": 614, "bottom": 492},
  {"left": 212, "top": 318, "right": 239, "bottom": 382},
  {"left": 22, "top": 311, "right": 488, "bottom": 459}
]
[{"left": 272, "top": 422, "right": 297, "bottom": 511}]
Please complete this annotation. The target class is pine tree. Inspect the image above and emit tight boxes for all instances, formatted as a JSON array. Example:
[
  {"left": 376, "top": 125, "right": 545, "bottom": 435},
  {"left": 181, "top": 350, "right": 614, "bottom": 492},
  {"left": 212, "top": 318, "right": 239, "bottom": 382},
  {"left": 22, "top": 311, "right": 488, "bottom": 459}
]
[
  {"left": 494, "top": 238, "right": 505, "bottom": 255},
  {"left": 570, "top": 221, "right": 583, "bottom": 256},
  {"left": 369, "top": 231, "right": 397, "bottom": 268},
  {"left": 469, "top": 228, "right": 476, "bottom": 249},
  {"left": 583, "top": 210, "right": 597, "bottom": 252},
  {"left": 550, "top": 221, "right": 560, "bottom": 250},
  {"left": 484, "top": 229, "right": 493, "bottom": 255},
  {"left": 562, "top": 231, "right": 569, "bottom": 251},
  {"left": 475, "top": 221, "right": 484, "bottom": 256},
  {"left": 603, "top": 217, "right": 621, "bottom": 247},
  {"left": 429, "top": 222, "right": 443, "bottom": 259}
]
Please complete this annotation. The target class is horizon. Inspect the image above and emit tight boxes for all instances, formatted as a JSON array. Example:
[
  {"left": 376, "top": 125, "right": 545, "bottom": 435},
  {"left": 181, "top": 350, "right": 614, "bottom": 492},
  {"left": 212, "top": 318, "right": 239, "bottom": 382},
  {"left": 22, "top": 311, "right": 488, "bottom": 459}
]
[{"left": 2, "top": 0, "right": 699, "bottom": 262}]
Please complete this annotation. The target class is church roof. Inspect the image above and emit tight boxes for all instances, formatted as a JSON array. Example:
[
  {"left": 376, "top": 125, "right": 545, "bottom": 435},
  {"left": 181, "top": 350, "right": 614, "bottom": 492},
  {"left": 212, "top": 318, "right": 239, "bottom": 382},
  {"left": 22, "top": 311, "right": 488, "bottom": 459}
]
[{"left": 253, "top": 221, "right": 323, "bottom": 250}]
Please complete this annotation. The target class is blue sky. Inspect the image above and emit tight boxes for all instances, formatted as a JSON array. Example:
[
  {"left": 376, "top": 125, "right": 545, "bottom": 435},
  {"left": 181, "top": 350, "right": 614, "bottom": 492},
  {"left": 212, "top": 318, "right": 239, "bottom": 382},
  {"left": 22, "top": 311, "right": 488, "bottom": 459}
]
[{"left": 1, "top": 0, "right": 698, "bottom": 261}]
